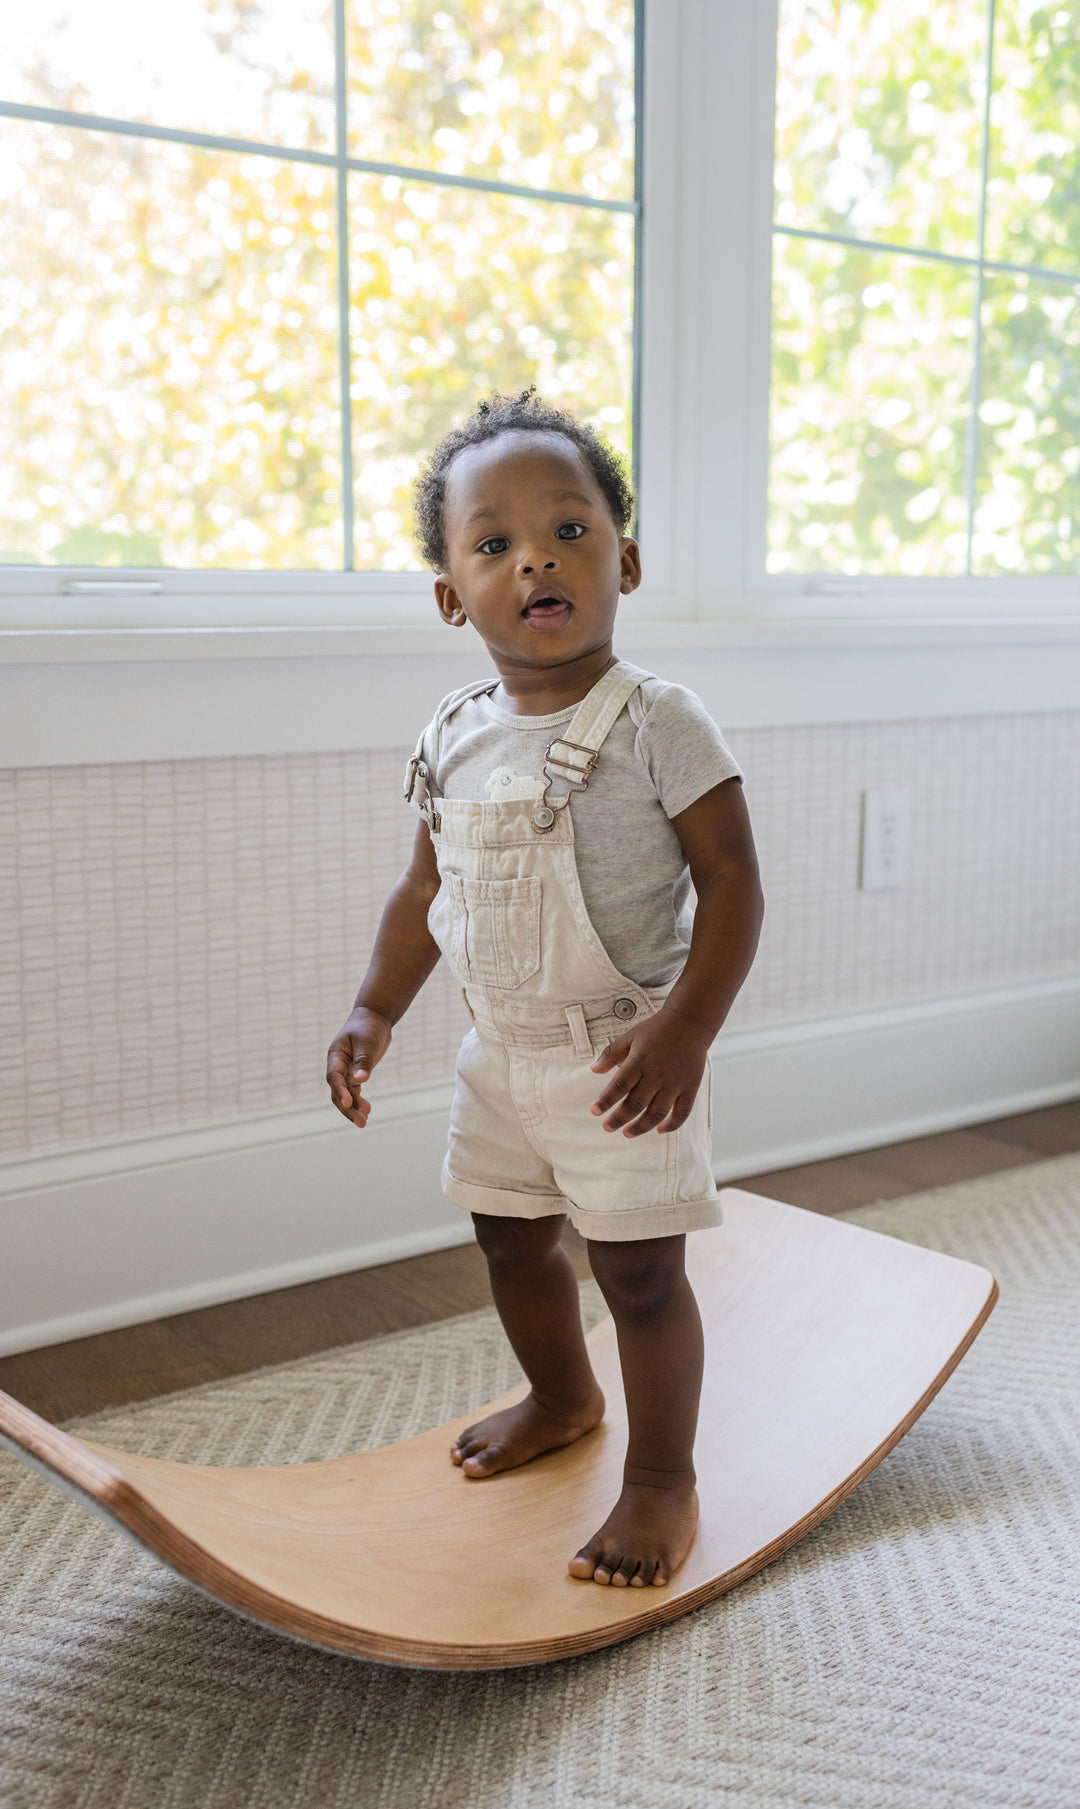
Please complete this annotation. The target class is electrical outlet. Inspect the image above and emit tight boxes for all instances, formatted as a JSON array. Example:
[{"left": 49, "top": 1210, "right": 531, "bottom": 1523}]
[{"left": 860, "top": 788, "right": 911, "bottom": 891}]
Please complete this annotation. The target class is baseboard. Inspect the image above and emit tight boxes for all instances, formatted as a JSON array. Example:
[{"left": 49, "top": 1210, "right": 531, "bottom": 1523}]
[
  {"left": 708, "top": 973, "right": 1080, "bottom": 1180},
  {"left": 2, "top": 974, "right": 1078, "bottom": 1357}
]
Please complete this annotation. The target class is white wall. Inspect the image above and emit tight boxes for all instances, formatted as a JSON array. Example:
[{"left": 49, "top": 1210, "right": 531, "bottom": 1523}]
[{"left": 2, "top": 682, "right": 1079, "bottom": 1355}]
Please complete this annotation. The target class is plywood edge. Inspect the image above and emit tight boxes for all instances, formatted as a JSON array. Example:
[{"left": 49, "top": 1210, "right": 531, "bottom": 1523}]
[{"left": 0, "top": 1388, "right": 134, "bottom": 1506}]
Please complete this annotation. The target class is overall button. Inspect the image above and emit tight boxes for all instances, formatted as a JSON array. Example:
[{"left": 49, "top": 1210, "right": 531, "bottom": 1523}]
[
  {"left": 613, "top": 997, "right": 637, "bottom": 1020},
  {"left": 532, "top": 805, "right": 556, "bottom": 831}
]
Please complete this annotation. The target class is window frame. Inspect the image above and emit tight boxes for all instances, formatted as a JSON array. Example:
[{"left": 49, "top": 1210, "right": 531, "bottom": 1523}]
[
  {"left": 744, "top": 0, "right": 1080, "bottom": 619},
  {"left": 0, "top": 0, "right": 654, "bottom": 627},
  {"left": 2, "top": 0, "right": 1079, "bottom": 633},
  {"left": 634, "top": 0, "right": 1080, "bottom": 627}
]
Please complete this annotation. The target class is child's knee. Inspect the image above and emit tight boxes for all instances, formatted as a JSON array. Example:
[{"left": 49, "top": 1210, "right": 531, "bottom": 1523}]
[
  {"left": 472, "top": 1211, "right": 564, "bottom": 1269},
  {"left": 588, "top": 1234, "right": 687, "bottom": 1319}
]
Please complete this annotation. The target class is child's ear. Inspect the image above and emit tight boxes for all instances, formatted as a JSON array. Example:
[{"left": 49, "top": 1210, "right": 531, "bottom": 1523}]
[
  {"left": 434, "top": 577, "right": 468, "bottom": 626},
  {"left": 619, "top": 538, "right": 642, "bottom": 594}
]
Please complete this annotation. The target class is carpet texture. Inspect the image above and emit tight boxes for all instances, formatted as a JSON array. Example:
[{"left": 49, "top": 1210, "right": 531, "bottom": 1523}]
[{"left": 3, "top": 1156, "right": 1080, "bottom": 1808}]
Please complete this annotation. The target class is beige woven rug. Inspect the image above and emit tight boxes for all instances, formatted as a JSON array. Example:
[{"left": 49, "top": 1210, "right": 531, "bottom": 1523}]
[{"left": 3, "top": 1156, "right": 1080, "bottom": 1809}]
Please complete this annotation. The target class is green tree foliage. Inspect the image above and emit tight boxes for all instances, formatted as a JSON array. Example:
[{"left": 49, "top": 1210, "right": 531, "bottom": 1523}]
[
  {"left": 974, "top": 1, "right": 1080, "bottom": 572},
  {"left": 0, "top": 121, "right": 342, "bottom": 570},
  {"left": 771, "top": 0, "right": 1080, "bottom": 576},
  {"left": 346, "top": 0, "right": 634, "bottom": 199},
  {"left": 0, "top": 0, "right": 633, "bottom": 572},
  {"left": 770, "top": 236, "right": 973, "bottom": 575}
]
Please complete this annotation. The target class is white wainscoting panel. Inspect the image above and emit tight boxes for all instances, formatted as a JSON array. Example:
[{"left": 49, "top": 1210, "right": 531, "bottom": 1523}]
[
  {"left": 4, "top": 713, "right": 1079, "bottom": 1161},
  {"left": 3, "top": 974, "right": 1078, "bottom": 1356}
]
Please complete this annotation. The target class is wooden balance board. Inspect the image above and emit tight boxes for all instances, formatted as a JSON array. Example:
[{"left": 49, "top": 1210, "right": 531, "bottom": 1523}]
[{"left": 0, "top": 1189, "right": 996, "bottom": 1670}]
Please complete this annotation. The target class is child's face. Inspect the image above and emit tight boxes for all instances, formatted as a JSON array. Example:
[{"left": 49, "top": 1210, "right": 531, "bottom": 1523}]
[{"left": 434, "top": 432, "right": 641, "bottom": 669}]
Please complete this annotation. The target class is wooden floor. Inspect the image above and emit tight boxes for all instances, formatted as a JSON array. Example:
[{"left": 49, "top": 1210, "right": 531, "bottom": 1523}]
[{"left": 3, "top": 1099, "right": 1078, "bottom": 1426}]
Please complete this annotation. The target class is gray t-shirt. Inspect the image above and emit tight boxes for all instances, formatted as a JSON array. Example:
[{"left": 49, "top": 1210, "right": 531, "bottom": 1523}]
[{"left": 420, "top": 674, "right": 743, "bottom": 986}]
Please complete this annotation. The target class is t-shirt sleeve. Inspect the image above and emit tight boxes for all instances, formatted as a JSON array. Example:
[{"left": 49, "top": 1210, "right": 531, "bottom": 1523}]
[
  {"left": 407, "top": 681, "right": 468, "bottom": 799},
  {"left": 636, "top": 683, "right": 743, "bottom": 820}
]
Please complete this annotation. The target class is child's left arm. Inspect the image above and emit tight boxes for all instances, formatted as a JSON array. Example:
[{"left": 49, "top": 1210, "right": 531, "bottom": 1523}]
[{"left": 591, "top": 777, "right": 763, "bottom": 1137}]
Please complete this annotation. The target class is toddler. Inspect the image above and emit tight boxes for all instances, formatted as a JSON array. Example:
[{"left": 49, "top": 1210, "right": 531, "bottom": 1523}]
[{"left": 327, "top": 392, "right": 763, "bottom": 1588}]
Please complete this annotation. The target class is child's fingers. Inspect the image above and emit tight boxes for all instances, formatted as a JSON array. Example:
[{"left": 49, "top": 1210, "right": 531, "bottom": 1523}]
[
  {"left": 623, "top": 1089, "right": 679, "bottom": 1137},
  {"left": 590, "top": 1063, "right": 642, "bottom": 1117},
  {"left": 344, "top": 1055, "right": 376, "bottom": 1127},
  {"left": 326, "top": 1043, "right": 376, "bottom": 1126},
  {"left": 326, "top": 1047, "right": 356, "bottom": 1111},
  {"left": 336, "top": 1091, "right": 373, "bottom": 1129},
  {"left": 591, "top": 1036, "right": 631, "bottom": 1075},
  {"left": 656, "top": 1094, "right": 693, "bottom": 1134},
  {"left": 600, "top": 1078, "right": 661, "bottom": 1133}
]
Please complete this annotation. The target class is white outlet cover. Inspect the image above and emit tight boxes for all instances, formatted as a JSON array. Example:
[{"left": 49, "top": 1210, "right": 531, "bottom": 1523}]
[{"left": 860, "top": 788, "right": 912, "bottom": 891}]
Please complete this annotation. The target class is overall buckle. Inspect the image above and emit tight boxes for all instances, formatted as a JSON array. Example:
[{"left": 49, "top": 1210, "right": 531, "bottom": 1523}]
[
  {"left": 532, "top": 739, "right": 600, "bottom": 833},
  {"left": 404, "top": 756, "right": 427, "bottom": 803}
]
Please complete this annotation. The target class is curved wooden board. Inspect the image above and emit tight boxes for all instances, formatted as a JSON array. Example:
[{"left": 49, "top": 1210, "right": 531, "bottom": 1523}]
[{"left": 0, "top": 1190, "right": 997, "bottom": 1669}]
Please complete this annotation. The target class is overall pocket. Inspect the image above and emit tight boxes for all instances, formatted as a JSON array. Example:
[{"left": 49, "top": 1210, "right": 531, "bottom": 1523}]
[{"left": 442, "top": 874, "right": 542, "bottom": 989}]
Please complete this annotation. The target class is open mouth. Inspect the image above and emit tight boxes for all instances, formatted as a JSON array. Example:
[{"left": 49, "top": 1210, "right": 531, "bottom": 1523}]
[{"left": 522, "top": 588, "right": 573, "bottom": 626}]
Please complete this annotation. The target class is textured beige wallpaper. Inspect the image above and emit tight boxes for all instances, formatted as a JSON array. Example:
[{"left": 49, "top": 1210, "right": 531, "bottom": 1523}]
[{"left": 3, "top": 712, "right": 1079, "bottom": 1158}]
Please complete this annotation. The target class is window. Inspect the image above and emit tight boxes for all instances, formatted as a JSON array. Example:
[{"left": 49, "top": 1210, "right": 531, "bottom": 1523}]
[
  {"left": 0, "top": 2, "right": 637, "bottom": 575},
  {"left": 768, "top": 0, "right": 1080, "bottom": 580}
]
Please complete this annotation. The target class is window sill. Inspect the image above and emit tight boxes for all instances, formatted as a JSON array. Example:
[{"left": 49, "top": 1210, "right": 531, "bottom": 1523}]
[
  {"left": 3, "top": 610, "right": 1080, "bottom": 666},
  {"left": 2, "top": 613, "right": 1078, "bottom": 770}
]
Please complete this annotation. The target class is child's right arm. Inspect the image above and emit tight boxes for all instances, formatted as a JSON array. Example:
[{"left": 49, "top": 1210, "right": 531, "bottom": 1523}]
[{"left": 325, "top": 819, "right": 442, "bottom": 1128}]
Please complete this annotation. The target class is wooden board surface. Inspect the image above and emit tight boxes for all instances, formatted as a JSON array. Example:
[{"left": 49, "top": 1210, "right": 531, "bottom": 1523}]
[{"left": 0, "top": 1189, "right": 997, "bottom": 1669}]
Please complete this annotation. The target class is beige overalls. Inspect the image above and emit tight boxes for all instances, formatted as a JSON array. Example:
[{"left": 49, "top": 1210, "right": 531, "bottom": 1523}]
[{"left": 406, "top": 661, "right": 720, "bottom": 1242}]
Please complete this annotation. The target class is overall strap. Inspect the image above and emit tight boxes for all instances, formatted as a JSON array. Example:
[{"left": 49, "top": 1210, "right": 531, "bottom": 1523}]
[
  {"left": 531, "top": 662, "right": 650, "bottom": 834},
  {"left": 559, "top": 661, "right": 650, "bottom": 759}
]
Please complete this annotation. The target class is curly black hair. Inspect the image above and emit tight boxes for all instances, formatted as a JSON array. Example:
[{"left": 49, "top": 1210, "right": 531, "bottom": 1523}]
[{"left": 413, "top": 389, "right": 636, "bottom": 571}]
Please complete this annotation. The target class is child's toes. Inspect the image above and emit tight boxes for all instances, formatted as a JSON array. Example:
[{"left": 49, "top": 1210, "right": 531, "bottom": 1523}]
[
  {"left": 567, "top": 1536, "right": 606, "bottom": 1580},
  {"left": 461, "top": 1442, "right": 504, "bottom": 1475},
  {"left": 592, "top": 1549, "right": 622, "bottom": 1586},
  {"left": 610, "top": 1555, "right": 642, "bottom": 1588},
  {"left": 630, "top": 1559, "right": 656, "bottom": 1588}
]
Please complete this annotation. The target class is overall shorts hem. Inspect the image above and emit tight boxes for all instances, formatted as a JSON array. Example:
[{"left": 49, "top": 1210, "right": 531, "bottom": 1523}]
[
  {"left": 442, "top": 1161, "right": 568, "bottom": 1221},
  {"left": 568, "top": 1192, "right": 723, "bottom": 1243}
]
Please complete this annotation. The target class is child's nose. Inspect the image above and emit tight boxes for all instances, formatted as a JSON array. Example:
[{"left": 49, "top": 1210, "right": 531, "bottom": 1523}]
[{"left": 518, "top": 550, "right": 560, "bottom": 576}]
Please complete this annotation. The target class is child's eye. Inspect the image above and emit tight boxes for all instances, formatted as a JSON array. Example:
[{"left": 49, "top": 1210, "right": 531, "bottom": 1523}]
[
  {"left": 477, "top": 536, "right": 510, "bottom": 555},
  {"left": 555, "top": 522, "right": 586, "bottom": 540}
]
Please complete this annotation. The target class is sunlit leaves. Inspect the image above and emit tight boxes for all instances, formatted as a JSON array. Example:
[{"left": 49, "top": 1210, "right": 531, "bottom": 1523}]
[
  {"left": 348, "top": 177, "right": 632, "bottom": 567},
  {"left": 0, "top": 2, "right": 635, "bottom": 573},
  {"left": 0, "top": 0, "right": 336, "bottom": 151},
  {"left": 986, "top": 0, "right": 1080, "bottom": 274},
  {"left": 771, "top": 0, "right": 1080, "bottom": 578},
  {"left": 974, "top": 274, "right": 1080, "bottom": 572},
  {"left": 775, "top": 0, "right": 987, "bottom": 254},
  {"left": 769, "top": 235, "right": 972, "bottom": 574},
  {"left": 0, "top": 122, "right": 342, "bottom": 569},
  {"left": 347, "top": 0, "right": 634, "bottom": 200}
]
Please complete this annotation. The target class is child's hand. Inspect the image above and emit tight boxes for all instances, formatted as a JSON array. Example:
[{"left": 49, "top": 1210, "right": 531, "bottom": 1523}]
[
  {"left": 590, "top": 1006, "right": 712, "bottom": 1137},
  {"left": 326, "top": 1007, "right": 393, "bottom": 1128}
]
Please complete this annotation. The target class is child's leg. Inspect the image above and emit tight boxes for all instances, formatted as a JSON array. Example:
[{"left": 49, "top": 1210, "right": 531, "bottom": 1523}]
[
  {"left": 569, "top": 1233, "right": 702, "bottom": 1587},
  {"left": 451, "top": 1212, "right": 605, "bottom": 1476}
]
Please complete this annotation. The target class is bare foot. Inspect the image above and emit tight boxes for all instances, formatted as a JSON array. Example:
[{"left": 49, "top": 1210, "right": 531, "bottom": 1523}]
[
  {"left": 450, "top": 1386, "right": 605, "bottom": 1478},
  {"left": 568, "top": 1474, "right": 699, "bottom": 1587}
]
